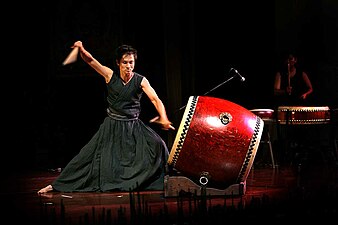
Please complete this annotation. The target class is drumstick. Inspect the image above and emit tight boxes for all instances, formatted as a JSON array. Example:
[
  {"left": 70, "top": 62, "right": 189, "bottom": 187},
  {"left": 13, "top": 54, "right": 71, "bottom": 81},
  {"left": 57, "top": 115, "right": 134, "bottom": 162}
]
[
  {"left": 149, "top": 116, "right": 175, "bottom": 130},
  {"left": 62, "top": 47, "right": 79, "bottom": 66},
  {"left": 287, "top": 63, "right": 291, "bottom": 95}
]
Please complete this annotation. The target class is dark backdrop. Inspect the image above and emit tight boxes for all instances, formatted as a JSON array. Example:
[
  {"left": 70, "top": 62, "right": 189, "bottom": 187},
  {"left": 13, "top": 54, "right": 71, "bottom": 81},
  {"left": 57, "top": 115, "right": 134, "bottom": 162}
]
[{"left": 6, "top": 0, "right": 338, "bottom": 172}]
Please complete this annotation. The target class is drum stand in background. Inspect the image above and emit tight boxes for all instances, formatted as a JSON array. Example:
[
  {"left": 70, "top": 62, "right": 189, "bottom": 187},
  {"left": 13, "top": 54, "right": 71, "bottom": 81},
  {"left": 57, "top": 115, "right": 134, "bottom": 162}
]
[
  {"left": 330, "top": 108, "right": 338, "bottom": 161},
  {"left": 276, "top": 106, "right": 335, "bottom": 166},
  {"left": 258, "top": 125, "right": 276, "bottom": 168},
  {"left": 250, "top": 109, "right": 276, "bottom": 168}
]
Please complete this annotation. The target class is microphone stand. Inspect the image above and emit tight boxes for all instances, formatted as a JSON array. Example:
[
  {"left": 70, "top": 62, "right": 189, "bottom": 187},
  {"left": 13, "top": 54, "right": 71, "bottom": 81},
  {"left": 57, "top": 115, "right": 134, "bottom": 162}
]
[{"left": 174, "top": 70, "right": 238, "bottom": 113}]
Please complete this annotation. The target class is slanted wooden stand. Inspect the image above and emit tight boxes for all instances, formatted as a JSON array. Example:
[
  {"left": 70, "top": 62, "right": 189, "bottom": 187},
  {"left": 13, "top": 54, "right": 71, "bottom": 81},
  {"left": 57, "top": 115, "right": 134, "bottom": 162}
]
[{"left": 164, "top": 175, "right": 246, "bottom": 197}]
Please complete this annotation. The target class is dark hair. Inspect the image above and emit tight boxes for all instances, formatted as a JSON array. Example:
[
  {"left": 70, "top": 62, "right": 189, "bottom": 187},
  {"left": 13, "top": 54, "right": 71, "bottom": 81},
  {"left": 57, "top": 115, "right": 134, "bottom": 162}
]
[{"left": 115, "top": 45, "right": 138, "bottom": 62}]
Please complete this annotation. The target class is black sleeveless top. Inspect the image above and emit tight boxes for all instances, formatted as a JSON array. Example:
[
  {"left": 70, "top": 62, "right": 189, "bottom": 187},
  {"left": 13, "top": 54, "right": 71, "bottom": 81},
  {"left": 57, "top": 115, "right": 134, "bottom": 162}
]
[
  {"left": 106, "top": 72, "right": 144, "bottom": 119},
  {"left": 276, "top": 67, "right": 310, "bottom": 106}
]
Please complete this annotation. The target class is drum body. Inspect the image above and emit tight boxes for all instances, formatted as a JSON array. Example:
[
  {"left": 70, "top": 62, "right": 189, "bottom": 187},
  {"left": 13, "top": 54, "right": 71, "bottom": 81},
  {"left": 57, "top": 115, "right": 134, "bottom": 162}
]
[
  {"left": 250, "top": 109, "right": 274, "bottom": 122},
  {"left": 277, "top": 106, "right": 330, "bottom": 125},
  {"left": 168, "top": 96, "right": 264, "bottom": 189}
]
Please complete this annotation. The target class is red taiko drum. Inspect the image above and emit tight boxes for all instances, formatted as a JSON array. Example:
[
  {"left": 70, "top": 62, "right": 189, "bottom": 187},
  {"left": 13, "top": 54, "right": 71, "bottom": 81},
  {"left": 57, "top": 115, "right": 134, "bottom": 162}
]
[
  {"left": 168, "top": 96, "right": 264, "bottom": 189},
  {"left": 277, "top": 106, "right": 330, "bottom": 125}
]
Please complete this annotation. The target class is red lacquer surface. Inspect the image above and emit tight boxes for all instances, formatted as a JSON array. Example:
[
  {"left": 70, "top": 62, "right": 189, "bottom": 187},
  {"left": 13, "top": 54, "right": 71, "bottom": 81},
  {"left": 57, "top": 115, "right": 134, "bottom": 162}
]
[{"left": 171, "top": 96, "right": 261, "bottom": 188}]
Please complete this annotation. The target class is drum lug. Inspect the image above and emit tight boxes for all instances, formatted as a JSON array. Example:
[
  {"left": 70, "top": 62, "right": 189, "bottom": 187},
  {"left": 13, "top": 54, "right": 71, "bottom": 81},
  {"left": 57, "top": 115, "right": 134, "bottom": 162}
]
[
  {"left": 199, "top": 171, "right": 210, "bottom": 186},
  {"left": 219, "top": 112, "right": 233, "bottom": 125}
]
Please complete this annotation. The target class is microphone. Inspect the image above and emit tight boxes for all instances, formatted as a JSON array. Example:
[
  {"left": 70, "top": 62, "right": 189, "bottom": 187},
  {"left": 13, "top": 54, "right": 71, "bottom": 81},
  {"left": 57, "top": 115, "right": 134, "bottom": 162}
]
[{"left": 231, "top": 68, "right": 246, "bottom": 82}]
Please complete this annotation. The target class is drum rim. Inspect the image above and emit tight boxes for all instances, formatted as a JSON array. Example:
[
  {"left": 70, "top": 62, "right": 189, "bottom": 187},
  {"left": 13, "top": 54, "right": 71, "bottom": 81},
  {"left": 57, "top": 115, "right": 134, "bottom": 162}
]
[
  {"left": 168, "top": 96, "right": 198, "bottom": 166},
  {"left": 250, "top": 108, "right": 274, "bottom": 112},
  {"left": 277, "top": 106, "right": 330, "bottom": 111}
]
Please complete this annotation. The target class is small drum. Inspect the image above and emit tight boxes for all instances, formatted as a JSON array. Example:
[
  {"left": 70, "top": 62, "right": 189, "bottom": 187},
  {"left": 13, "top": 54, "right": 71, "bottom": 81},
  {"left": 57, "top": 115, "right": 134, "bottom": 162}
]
[
  {"left": 277, "top": 106, "right": 331, "bottom": 125},
  {"left": 168, "top": 96, "right": 264, "bottom": 189},
  {"left": 250, "top": 109, "right": 275, "bottom": 122}
]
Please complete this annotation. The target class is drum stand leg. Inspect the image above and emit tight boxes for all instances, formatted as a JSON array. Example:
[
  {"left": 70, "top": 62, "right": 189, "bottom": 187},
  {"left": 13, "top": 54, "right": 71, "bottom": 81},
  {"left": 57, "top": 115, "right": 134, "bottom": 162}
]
[
  {"left": 260, "top": 125, "right": 276, "bottom": 169},
  {"left": 335, "top": 139, "right": 338, "bottom": 161},
  {"left": 258, "top": 128, "right": 276, "bottom": 168},
  {"left": 267, "top": 131, "right": 276, "bottom": 168}
]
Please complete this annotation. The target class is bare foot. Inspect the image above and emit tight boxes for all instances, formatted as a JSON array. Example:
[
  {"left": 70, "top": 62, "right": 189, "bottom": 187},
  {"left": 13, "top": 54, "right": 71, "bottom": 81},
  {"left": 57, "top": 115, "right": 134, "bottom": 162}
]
[{"left": 37, "top": 185, "right": 53, "bottom": 194}]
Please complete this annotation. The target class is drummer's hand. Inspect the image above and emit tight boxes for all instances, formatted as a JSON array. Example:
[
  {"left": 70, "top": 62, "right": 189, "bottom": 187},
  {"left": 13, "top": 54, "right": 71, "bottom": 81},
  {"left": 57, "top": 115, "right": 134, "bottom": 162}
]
[
  {"left": 72, "top": 41, "right": 83, "bottom": 48},
  {"left": 300, "top": 93, "right": 307, "bottom": 99},
  {"left": 149, "top": 116, "right": 175, "bottom": 131},
  {"left": 286, "top": 86, "right": 292, "bottom": 95}
]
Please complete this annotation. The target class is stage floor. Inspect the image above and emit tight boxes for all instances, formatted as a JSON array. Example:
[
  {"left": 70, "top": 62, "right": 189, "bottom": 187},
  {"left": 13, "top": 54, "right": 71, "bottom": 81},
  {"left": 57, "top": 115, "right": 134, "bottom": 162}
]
[{"left": 3, "top": 145, "right": 338, "bottom": 225}]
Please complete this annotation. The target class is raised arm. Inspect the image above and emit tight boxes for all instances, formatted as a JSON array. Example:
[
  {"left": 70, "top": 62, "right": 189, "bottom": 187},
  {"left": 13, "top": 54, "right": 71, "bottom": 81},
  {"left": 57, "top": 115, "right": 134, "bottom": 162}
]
[
  {"left": 274, "top": 72, "right": 286, "bottom": 95},
  {"left": 72, "top": 41, "right": 113, "bottom": 83}
]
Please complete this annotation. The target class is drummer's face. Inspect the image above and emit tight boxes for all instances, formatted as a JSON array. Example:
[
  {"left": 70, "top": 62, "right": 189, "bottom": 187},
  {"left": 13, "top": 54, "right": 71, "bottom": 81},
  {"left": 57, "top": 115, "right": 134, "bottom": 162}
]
[
  {"left": 118, "top": 54, "right": 135, "bottom": 77},
  {"left": 287, "top": 55, "right": 297, "bottom": 66}
]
